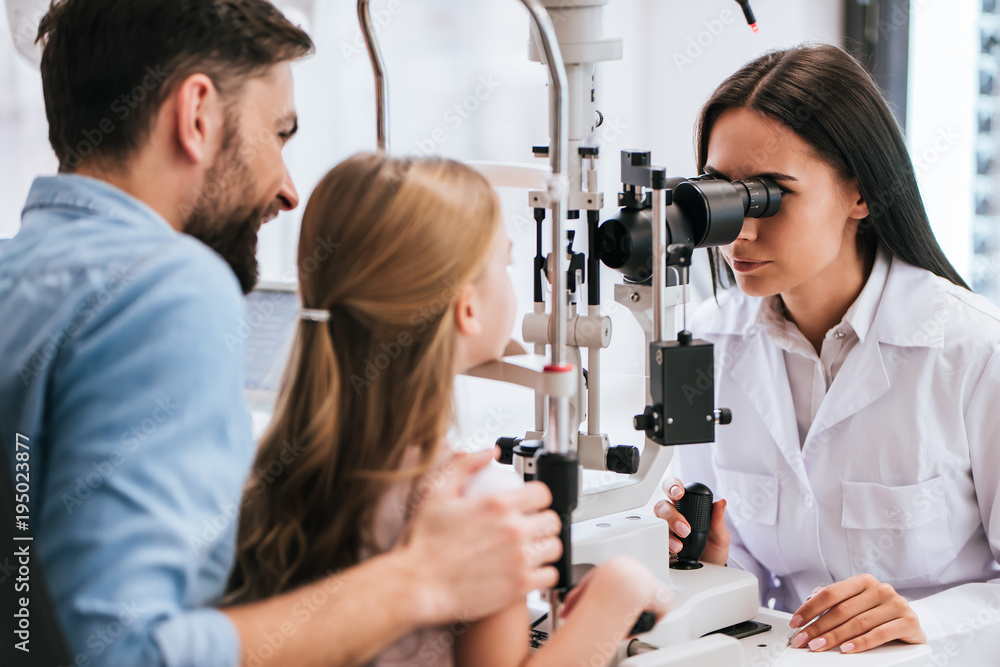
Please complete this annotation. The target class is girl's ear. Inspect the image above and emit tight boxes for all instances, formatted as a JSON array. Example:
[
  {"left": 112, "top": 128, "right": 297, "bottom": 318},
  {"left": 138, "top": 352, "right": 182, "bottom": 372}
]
[
  {"left": 454, "top": 282, "right": 482, "bottom": 337},
  {"left": 846, "top": 178, "right": 869, "bottom": 220}
]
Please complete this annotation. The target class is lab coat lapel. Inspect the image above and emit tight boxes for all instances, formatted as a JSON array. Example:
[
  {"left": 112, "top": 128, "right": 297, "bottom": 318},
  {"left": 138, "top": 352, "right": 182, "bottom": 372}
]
[
  {"left": 804, "top": 334, "right": 890, "bottom": 451},
  {"left": 728, "top": 330, "right": 810, "bottom": 485}
]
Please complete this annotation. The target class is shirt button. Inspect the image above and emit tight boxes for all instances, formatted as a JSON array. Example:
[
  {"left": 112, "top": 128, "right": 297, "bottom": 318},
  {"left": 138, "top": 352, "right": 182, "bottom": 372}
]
[
  {"left": 885, "top": 505, "right": 901, "bottom": 520},
  {"left": 804, "top": 497, "right": 814, "bottom": 509},
  {"left": 834, "top": 329, "right": 846, "bottom": 339}
]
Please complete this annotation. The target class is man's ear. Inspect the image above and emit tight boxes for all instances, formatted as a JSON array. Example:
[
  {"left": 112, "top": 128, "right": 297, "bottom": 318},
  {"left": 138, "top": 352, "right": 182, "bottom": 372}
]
[
  {"left": 454, "top": 283, "right": 482, "bottom": 337},
  {"left": 173, "top": 73, "right": 222, "bottom": 165},
  {"left": 846, "top": 178, "right": 869, "bottom": 220}
]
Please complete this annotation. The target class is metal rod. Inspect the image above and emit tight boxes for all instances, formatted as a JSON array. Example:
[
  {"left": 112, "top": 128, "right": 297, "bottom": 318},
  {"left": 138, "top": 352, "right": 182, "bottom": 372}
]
[
  {"left": 588, "top": 306, "right": 600, "bottom": 435},
  {"left": 519, "top": 0, "right": 569, "bottom": 456},
  {"left": 652, "top": 187, "right": 665, "bottom": 342},
  {"left": 357, "top": 0, "right": 388, "bottom": 151}
]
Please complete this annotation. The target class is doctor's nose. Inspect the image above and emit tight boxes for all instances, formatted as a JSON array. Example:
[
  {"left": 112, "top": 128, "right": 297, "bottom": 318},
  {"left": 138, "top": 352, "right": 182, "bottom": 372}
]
[{"left": 735, "top": 217, "right": 759, "bottom": 242}]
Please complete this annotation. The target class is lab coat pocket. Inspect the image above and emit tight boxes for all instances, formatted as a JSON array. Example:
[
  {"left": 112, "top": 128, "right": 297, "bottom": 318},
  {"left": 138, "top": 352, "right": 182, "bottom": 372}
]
[
  {"left": 842, "top": 478, "right": 954, "bottom": 584},
  {"left": 715, "top": 466, "right": 791, "bottom": 576}
]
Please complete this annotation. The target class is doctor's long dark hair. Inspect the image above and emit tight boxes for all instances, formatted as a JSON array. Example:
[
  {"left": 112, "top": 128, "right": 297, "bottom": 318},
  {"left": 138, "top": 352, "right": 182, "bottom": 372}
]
[{"left": 700, "top": 44, "right": 969, "bottom": 293}]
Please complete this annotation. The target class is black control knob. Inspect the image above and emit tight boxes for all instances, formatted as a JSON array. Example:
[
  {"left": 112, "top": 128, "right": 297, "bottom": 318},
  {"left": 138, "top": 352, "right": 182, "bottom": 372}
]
[
  {"left": 606, "top": 445, "right": 640, "bottom": 475},
  {"left": 715, "top": 408, "right": 732, "bottom": 425},
  {"left": 495, "top": 437, "right": 521, "bottom": 465},
  {"left": 670, "top": 482, "right": 714, "bottom": 570},
  {"left": 633, "top": 406, "right": 660, "bottom": 437},
  {"left": 630, "top": 610, "right": 657, "bottom": 635}
]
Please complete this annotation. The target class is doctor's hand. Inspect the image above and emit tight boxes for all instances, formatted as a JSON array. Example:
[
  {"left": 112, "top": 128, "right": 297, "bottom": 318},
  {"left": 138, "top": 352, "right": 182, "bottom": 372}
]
[
  {"left": 653, "top": 476, "right": 730, "bottom": 566},
  {"left": 788, "top": 574, "right": 926, "bottom": 653}
]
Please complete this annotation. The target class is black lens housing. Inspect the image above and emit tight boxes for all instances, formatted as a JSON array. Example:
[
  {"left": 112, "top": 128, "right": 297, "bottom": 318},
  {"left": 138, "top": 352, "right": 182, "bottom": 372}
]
[{"left": 598, "top": 175, "right": 781, "bottom": 283}]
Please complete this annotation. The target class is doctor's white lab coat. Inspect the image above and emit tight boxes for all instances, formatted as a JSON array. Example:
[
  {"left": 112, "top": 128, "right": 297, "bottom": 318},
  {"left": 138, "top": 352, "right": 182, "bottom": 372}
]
[{"left": 672, "top": 256, "right": 1000, "bottom": 665}]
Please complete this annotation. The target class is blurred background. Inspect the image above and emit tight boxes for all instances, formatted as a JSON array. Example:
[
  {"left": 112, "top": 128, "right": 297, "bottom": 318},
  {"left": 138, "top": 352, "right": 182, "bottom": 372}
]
[{"left": 0, "top": 0, "right": 990, "bottom": 454}]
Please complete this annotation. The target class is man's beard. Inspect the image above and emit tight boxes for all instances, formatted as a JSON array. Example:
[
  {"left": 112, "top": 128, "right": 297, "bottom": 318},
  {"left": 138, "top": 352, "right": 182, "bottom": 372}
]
[{"left": 184, "top": 123, "right": 274, "bottom": 295}]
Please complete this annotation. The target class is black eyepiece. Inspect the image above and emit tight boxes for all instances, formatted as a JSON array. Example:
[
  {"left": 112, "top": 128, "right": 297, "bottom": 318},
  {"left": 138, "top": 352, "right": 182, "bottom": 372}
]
[
  {"left": 732, "top": 177, "right": 781, "bottom": 218},
  {"left": 598, "top": 170, "right": 783, "bottom": 284}
]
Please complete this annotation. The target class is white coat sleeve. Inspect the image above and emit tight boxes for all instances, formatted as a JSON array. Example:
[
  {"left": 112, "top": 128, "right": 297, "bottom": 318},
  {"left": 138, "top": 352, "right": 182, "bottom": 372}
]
[{"left": 908, "top": 346, "right": 1000, "bottom": 664}]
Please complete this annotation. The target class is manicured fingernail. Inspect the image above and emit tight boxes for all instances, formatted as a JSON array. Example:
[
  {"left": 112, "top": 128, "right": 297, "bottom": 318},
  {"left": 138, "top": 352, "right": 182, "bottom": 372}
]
[
  {"left": 791, "top": 632, "right": 808, "bottom": 649},
  {"left": 673, "top": 521, "right": 691, "bottom": 538},
  {"left": 808, "top": 637, "right": 826, "bottom": 651},
  {"left": 841, "top": 643, "right": 855, "bottom": 653},
  {"left": 789, "top": 614, "right": 803, "bottom": 629},
  {"left": 669, "top": 537, "right": 683, "bottom": 553},
  {"left": 669, "top": 484, "right": 683, "bottom": 499}
]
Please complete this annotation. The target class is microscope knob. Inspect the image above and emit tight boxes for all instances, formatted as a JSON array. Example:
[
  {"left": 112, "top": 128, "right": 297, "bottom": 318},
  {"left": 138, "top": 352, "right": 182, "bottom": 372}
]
[
  {"left": 606, "top": 445, "right": 640, "bottom": 475},
  {"left": 633, "top": 406, "right": 660, "bottom": 436},
  {"left": 629, "top": 610, "right": 657, "bottom": 635},
  {"left": 494, "top": 437, "right": 521, "bottom": 465},
  {"left": 715, "top": 408, "right": 733, "bottom": 425},
  {"left": 670, "top": 482, "right": 714, "bottom": 570}
]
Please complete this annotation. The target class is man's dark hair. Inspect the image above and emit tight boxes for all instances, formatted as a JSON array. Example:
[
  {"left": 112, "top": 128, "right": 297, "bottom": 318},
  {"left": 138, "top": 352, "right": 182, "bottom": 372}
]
[{"left": 36, "top": 0, "right": 314, "bottom": 173}]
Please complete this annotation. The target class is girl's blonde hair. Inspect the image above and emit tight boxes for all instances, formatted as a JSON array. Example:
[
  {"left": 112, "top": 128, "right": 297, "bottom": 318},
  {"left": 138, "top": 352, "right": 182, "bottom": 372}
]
[{"left": 227, "top": 152, "right": 502, "bottom": 602}]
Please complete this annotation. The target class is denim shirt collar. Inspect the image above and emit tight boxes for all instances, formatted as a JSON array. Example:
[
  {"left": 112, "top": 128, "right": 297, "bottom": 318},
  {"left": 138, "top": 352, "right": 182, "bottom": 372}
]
[{"left": 22, "top": 174, "right": 176, "bottom": 234}]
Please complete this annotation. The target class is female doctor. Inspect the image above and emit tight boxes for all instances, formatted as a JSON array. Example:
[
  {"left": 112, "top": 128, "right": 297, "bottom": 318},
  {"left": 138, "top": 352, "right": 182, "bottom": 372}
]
[{"left": 657, "top": 44, "right": 1000, "bottom": 662}]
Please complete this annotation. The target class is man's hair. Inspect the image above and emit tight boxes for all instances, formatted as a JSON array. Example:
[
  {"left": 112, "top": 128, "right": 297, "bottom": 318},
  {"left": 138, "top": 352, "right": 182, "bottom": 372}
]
[{"left": 36, "top": 0, "right": 314, "bottom": 172}]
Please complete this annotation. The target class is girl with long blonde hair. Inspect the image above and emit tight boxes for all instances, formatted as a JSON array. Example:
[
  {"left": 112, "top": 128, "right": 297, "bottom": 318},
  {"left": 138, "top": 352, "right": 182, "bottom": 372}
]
[{"left": 228, "top": 152, "right": 670, "bottom": 666}]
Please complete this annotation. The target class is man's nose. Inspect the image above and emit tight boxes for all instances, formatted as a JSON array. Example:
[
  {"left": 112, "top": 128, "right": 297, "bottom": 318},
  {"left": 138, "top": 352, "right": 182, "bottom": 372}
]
[{"left": 276, "top": 162, "right": 299, "bottom": 211}]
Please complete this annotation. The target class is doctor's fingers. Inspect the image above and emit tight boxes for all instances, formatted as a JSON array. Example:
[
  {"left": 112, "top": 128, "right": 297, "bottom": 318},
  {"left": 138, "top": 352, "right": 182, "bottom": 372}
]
[
  {"left": 653, "top": 499, "right": 691, "bottom": 553},
  {"left": 794, "top": 600, "right": 920, "bottom": 653},
  {"left": 661, "top": 476, "right": 686, "bottom": 501},
  {"left": 791, "top": 573, "right": 879, "bottom": 628},
  {"left": 788, "top": 584, "right": 891, "bottom": 650},
  {"left": 839, "top": 616, "right": 926, "bottom": 654}
]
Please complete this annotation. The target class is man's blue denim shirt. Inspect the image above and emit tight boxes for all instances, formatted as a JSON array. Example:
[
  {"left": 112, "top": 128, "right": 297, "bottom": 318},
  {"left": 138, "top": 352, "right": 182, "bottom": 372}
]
[{"left": 0, "top": 175, "right": 253, "bottom": 666}]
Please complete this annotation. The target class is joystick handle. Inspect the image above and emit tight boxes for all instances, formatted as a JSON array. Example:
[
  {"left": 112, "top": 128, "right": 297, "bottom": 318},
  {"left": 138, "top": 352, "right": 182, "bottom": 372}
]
[{"left": 670, "top": 482, "right": 713, "bottom": 570}]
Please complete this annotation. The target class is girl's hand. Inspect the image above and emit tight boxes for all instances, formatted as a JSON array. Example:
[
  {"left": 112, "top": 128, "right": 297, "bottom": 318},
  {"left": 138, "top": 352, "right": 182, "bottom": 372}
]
[
  {"left": 653, "top": 477, "right": 731, "bottom": 566},
  {"left": 559, "top": 556, "right": 673, "bottom": 633},
  {"left": 788, "top": 574, "right": 926, "bottom": 653}
]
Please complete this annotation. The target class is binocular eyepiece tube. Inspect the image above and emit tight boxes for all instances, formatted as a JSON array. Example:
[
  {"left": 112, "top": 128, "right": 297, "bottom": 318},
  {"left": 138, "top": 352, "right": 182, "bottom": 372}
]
[{"left": 598, "top": 153, "right": 782, "bottom": 284}]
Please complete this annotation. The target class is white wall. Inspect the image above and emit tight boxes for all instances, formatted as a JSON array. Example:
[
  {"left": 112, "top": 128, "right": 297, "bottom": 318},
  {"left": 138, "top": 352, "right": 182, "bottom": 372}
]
[{"left": 0, "top": 1, "right": 54, "bottom": 240}]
